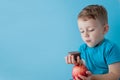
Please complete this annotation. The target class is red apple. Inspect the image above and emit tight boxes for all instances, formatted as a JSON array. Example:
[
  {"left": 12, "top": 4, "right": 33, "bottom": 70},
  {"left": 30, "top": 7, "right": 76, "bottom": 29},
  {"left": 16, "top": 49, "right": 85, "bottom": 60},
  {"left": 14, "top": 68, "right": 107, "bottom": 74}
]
[{"left": 72, "top": 65, "right": 88, "bottom": 80}]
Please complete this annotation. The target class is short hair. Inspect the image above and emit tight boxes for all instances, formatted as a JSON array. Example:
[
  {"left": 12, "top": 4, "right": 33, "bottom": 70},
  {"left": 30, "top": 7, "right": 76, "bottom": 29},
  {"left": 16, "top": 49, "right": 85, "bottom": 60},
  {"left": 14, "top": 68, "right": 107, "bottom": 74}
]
[{"left": 78, "top": 5, "right": 108, "bottom": 25}]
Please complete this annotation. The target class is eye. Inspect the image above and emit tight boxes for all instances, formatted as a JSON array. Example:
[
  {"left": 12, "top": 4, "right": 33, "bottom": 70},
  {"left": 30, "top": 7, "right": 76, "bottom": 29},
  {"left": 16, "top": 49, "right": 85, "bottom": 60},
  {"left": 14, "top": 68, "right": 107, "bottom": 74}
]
[
  {"left": 80, "top": 30, "right": 84, "bottom": 33},
  {"left": 88, "top": 29, "right": 95, "bottom": 32}
]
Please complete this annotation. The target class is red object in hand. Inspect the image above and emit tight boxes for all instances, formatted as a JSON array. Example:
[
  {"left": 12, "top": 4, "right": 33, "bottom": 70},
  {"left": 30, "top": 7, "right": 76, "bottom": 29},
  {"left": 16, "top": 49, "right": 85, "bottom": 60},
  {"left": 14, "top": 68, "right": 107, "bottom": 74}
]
[{"left": 72, "top": 65, "right": 88, "bottom": 80}]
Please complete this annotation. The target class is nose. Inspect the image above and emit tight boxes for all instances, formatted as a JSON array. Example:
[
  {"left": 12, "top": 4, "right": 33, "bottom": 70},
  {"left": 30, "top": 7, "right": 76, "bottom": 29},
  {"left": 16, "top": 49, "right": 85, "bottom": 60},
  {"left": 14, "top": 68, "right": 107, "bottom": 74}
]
[{"left": 83, "top": 31, "right": 89, "bottom": 37}]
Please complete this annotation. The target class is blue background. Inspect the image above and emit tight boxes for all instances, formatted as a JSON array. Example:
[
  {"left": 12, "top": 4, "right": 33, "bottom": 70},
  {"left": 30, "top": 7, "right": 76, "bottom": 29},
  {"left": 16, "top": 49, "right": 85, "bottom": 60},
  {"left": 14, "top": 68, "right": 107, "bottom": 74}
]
[{"left": 0, "top": 0, "right": 120, "bottom": 80}]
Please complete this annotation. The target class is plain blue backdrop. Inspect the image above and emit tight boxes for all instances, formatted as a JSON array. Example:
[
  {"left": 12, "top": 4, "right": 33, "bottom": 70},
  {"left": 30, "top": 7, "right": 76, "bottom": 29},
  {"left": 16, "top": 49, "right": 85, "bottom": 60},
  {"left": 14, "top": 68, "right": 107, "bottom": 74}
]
[{"left": 0, "top": 0, "right": 120, "bottom": 80}]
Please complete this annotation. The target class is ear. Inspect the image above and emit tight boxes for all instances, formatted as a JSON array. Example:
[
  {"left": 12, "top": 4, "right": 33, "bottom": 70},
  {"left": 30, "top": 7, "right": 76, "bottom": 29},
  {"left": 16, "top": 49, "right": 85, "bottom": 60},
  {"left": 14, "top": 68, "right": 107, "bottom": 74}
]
[{"left": 103, "top": 24, "right": 109, "bottom": 34}]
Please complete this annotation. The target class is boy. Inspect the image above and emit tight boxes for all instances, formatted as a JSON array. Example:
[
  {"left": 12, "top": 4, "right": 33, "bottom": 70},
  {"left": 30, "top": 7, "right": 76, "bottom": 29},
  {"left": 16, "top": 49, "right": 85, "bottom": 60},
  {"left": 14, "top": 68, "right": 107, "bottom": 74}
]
[{"left": 65, "top": 5, "right": 120, "bottom": 80}]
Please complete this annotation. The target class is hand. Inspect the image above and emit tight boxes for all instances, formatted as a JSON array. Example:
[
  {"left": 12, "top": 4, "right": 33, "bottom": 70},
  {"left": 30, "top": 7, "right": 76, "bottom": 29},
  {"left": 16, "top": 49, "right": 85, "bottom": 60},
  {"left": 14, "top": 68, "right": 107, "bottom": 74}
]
[
  {"left": 65, "top": 54, "right": 83, "bottom": 65},
  {"left": 75, "top": 71, "right": 92, "bottom": 80}
]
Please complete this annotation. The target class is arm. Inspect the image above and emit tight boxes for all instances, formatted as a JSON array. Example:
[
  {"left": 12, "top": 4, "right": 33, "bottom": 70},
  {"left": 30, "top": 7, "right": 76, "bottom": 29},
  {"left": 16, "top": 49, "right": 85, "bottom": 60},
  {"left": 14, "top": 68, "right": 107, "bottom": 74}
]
[
  {"left": 78, "top": 62, "right": 120, "bottom": 80},
  {"left": 91, "top": 62, "right": 120, "bottom": 80}
]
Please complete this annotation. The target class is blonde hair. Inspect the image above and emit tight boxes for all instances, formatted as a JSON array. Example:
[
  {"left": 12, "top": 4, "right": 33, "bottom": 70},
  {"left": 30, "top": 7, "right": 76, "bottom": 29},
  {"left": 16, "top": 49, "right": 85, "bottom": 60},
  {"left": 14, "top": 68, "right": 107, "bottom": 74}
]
[{"left": 78, "top": 5, "right": 108, "bottom": 25}]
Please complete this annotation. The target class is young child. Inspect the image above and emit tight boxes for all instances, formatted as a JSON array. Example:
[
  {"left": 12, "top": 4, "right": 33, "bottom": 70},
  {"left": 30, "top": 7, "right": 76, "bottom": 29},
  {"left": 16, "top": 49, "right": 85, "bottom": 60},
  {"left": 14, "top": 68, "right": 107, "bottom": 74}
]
[{"left": 65, "top": 4, "right": 120, "bottom": 80}]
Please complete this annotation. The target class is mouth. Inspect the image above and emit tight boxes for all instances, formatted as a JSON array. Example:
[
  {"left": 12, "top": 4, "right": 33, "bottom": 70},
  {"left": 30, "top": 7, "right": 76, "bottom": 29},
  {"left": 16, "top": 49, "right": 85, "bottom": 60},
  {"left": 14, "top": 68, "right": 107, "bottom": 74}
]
[{"left": 85, "top": 40, "right": 91, "bottom": 43}]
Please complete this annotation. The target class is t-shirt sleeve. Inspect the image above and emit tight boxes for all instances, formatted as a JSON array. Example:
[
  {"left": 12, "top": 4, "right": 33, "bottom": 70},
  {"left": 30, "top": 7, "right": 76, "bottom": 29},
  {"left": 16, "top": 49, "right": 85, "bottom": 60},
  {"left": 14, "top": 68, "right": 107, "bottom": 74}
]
[{"left": 106, "top": 44, "right": 120, "bottom": 65}]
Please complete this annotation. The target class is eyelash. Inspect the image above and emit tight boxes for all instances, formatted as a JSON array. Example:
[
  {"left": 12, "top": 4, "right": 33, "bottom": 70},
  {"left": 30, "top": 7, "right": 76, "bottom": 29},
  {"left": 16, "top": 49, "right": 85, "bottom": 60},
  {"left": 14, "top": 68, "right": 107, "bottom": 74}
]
[
  {"left": 80, "top": 31, "right": 84, "bottom": 33},
  {"left": 89, "top": 29, "right": 94, "bottom": 32},
  {"left": 80, "top": 29, "right": 95, "bottom": 33}
]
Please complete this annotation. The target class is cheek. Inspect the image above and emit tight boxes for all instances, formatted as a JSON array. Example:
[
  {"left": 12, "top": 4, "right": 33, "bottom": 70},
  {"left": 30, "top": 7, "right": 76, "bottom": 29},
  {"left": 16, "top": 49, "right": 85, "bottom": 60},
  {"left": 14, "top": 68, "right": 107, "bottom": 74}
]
[
  {"left": 80, "top": 35, "right": 86, "bottom": 40},
  {"left": 80, "top": 35, "right": 84, "bottom": 39},
  {"left": 90, "top": 31, "right": 103, "bottom": 39},
  {"left": 91, "top": 33, "right": 104, "bottom": 42}
]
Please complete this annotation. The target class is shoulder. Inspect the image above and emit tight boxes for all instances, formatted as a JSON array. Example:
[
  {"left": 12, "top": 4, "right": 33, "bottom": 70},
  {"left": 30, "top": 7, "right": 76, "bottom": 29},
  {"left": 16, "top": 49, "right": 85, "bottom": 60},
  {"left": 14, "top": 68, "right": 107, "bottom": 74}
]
[
  {"left": 102, "top": 39, "right": 119, "bottom": 51},
  {"left": 105, "top": 39, "right": 119, "bottom": 50},
  {"left": 103, "top": 39, "right": 120, "bottom": 64},
  {"left": 103, "top": 39, "right": 114, "bottom": 47}
]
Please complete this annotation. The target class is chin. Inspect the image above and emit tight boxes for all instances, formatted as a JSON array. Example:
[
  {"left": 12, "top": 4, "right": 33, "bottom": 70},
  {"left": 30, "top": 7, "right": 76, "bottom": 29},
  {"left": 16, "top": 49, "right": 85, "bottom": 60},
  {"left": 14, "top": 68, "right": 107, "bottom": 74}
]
[
  {"left": 87, "top": 44, "right": 95, "bottom": 47},
  {"left": 88, "top": 46, "right": 94, "bottom": 47}
]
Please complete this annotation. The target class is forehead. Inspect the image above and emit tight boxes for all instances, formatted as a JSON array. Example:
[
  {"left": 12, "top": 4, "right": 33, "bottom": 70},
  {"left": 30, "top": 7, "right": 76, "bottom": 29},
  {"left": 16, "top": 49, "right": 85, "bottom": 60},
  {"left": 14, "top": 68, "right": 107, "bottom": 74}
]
[{"left": 77, "top": 18, "right": 101, "bottom": 28}]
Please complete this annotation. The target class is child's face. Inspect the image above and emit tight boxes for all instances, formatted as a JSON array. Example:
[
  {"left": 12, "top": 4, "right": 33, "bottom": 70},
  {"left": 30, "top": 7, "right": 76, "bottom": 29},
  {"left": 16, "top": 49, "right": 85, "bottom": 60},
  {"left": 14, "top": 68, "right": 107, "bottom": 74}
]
[{"left": 78, "top": 18, "right": 108, "bottom": 47}]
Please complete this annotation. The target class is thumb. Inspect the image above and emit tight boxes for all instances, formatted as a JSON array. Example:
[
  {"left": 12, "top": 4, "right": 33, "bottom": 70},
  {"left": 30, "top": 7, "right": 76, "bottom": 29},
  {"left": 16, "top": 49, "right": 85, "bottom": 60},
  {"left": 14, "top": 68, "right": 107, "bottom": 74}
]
[{"left": 86, "top": 71, "right": 92, "bottom": 76}]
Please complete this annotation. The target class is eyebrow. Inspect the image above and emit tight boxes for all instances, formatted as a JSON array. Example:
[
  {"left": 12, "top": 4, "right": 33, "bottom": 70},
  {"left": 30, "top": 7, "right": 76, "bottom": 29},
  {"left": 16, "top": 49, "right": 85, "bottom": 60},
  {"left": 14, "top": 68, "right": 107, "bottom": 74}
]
[{"left": 80, "top": 25, "right": 96, "bottom": 29}]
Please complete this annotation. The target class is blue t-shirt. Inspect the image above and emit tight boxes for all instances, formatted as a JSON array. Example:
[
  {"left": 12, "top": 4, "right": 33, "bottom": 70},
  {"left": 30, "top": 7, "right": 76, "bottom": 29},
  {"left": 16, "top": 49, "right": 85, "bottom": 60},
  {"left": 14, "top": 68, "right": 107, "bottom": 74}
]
[{"left": 79, "top": 38, "right": 120, "bottom": 74}]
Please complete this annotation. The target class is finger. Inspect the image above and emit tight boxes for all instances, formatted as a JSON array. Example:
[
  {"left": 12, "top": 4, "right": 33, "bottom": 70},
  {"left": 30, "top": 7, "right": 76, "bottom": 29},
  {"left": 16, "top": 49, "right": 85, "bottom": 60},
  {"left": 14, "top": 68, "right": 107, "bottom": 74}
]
[
  {"left": 80, "top": 60, "right": 83, "bottom": 65},
  {"left": 73, "top": 56, "right": 80, "bottom": 65},
  {"left": 71, "top": 55, "right": 75, "bottom": 64},
  {"left": 75, "top": 76, "right": 79, "bottom": 80},
  {"left": 77, "top": 56, "right": 82, "bottom": 65},
  {"left": 78, "top": 75, "right": 87, "bottom": 80},
  {"left": 86, "top": 71, "right": 92, "bottom": 76},
  {"left": 68, "top": 55, "right": 72, "bottom": 64},
  {"left": 77, "top": 56, "right": 80, "bottom": 63}
]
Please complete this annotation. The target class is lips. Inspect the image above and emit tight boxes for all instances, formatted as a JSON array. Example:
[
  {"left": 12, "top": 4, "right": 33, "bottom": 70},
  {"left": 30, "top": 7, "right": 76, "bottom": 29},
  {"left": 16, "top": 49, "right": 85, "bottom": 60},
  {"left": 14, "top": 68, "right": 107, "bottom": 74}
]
[{"left": 86, "top": 40, "right": 91, "bottom": 43}]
